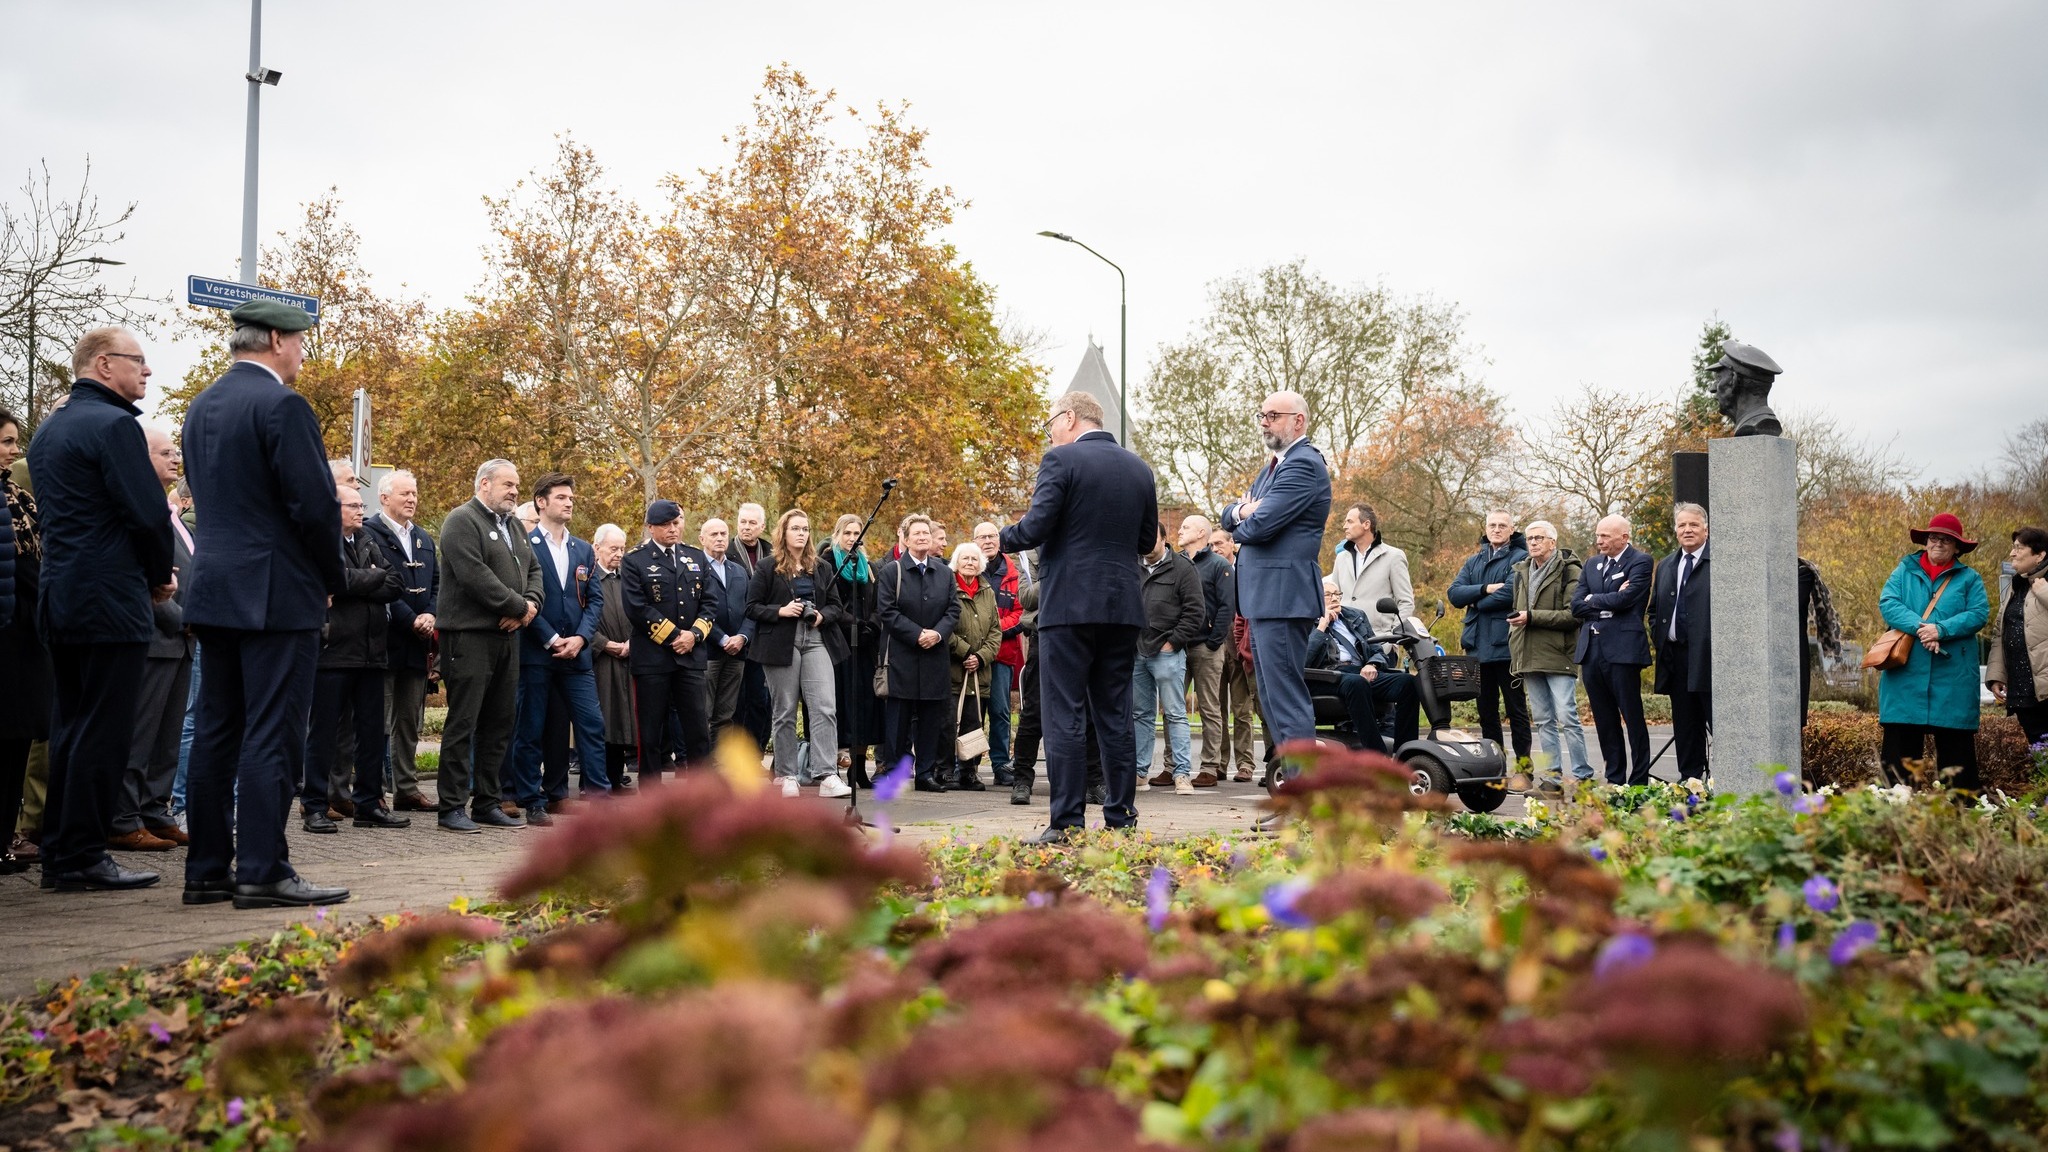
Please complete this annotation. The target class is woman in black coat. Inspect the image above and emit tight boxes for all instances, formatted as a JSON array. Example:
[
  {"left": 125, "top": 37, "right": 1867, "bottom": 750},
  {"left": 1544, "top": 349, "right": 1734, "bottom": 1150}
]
[
  {"left": 821, "top": 513, "right": 882, "bottom": 786},
  {"left": 746, "top": 509, "right": 849, "bottom": 798},
  {"left": 0, "top": 410, "right": 51, "bottom": 873}
]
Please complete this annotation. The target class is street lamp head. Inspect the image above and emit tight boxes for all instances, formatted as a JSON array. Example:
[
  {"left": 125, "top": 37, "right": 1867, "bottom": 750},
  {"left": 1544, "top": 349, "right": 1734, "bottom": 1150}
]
[
  {"left": 1037, "top": 230, "right": 1075, "bottom": 242},
  {"left": 246, "top": 68, "right": 282, "bottom": 85}
]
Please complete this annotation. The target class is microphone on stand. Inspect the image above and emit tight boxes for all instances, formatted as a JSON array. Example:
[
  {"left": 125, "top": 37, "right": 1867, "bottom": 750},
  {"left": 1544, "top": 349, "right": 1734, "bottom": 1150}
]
[{"left": 882, "top": 478, "right": 898, "bottom": 492}]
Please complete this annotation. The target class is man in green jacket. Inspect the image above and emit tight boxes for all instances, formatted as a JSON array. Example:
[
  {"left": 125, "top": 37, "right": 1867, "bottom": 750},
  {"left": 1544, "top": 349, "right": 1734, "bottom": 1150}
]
[
  {"left": 1506, "top": 520, "right": 1591, "bottom": 791},
  {"left": 434, "top": 459, "right": 543, "bottom": 833}
]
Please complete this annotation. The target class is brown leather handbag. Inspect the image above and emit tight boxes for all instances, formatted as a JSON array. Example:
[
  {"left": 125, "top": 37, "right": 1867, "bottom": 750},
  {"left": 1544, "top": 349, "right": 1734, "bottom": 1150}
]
[{"left": 1863, "top": 573, "right": 1955, "bottom": 671}]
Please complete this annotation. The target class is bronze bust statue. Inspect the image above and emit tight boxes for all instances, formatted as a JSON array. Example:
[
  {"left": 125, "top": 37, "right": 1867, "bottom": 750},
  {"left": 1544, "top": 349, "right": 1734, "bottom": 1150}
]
[{"left": 1711, "top": 341, "right": 1783, "bottom": 437}]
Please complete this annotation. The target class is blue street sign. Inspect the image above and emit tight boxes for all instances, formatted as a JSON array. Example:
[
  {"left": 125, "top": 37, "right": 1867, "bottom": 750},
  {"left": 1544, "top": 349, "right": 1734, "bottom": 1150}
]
[{"left": 185, "top": 275, "right": 320, "bottom": 319}]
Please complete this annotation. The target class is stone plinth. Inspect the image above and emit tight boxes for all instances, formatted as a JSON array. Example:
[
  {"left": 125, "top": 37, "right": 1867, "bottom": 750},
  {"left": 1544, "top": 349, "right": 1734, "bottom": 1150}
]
[{"left": 1709, "top": 435, "right": 1801, "bottom": 793}]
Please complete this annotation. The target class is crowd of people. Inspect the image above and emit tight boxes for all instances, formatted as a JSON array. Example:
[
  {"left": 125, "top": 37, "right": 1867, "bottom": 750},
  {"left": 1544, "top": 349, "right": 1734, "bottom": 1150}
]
[{"left": 2, "top": 317, "right": 2042, "bottom": 883}]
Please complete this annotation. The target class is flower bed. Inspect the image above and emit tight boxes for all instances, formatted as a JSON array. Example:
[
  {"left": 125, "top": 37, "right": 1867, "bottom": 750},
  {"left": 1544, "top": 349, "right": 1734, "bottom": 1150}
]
[{"left": 5, "top": 748, "right": 2047, "bottom": 1151}]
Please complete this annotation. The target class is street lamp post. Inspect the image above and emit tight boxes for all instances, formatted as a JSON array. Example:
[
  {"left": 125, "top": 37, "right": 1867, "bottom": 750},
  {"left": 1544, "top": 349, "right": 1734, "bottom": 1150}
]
[
  {"left": 1036, "top": 230, "right": 1127, "bottom": 444},
  {"left": 241, "top": 0, "right": 282, "bottom": 285},
  {"left": 21, "top": 255, "right": 125, "bottom": 430}
]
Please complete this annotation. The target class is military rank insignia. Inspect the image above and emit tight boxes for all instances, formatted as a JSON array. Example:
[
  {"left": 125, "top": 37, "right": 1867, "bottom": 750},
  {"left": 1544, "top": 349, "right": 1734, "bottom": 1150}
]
[{"left": 650, "top": 619, "right": 677, "bottom": 644}]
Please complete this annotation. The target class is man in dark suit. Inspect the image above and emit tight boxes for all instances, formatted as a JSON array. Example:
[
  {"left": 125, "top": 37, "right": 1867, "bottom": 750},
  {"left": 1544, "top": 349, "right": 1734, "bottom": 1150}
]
[
  {"left": 363, "top": 469, "right": 437, "bottom": 811},
  {"left": 1572, "top": 513, "right": 1656, "bottom": 785},
  {"left": 883, "top": 513, "right": 964, "bottom": 791},
  {"left": 1648, "top": 502, "right": 1712, "bottom": 781},
  {"left": 304, "top": 482, "right": 404, "bottom": 833},
  {"left": 435, "top": 459, "right": 543, "bottom": 832},
  {"left": 621, "top": 500, "right": 718, "bottom": 781},
  {"left": 110, "top": 425, "right": 193, "bottom": 852},
  {"left": 1219, "top": 390, "right": 1331, "bottom": 774},
  {"left": 1000, "top": 390, "right": 1157, "bottom": 841},
  {"left": 31, "top": 328, "right": 177, "bottom": 893},
  {"left": 181, "top": 300, "right": 351, "bottom": 908},
  {"left": 511, "top": 473, "right": 614, "bottom": 820},
  {"left": 697, "top": 516, "right": 754, "bottom": 734}
]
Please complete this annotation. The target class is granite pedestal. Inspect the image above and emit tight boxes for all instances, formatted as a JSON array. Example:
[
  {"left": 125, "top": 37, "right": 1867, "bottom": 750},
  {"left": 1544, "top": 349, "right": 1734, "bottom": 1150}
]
[{"left": 1709, "top": 435, "right": 1802, "bottom": 792}]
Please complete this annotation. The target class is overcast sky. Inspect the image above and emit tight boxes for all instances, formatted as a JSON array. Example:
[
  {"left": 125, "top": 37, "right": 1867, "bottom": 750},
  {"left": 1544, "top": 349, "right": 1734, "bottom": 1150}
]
[{"left": 4, "top": 1, "right": 2042, "bottom": 481}]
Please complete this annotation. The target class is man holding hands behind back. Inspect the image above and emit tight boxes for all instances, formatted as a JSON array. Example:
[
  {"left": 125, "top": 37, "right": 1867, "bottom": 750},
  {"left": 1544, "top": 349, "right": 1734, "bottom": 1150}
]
[{"left": 1001, "top": 391, "right": 1157, "bottom": 843}]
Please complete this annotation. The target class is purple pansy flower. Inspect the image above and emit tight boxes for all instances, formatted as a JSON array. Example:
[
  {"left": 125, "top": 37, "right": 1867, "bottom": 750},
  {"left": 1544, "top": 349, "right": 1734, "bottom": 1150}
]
[
  {"left": 1146, "top": 866, "right": 1173, "bottom": 932},
  {"left": 226, "top": 1098, "right": 246, "bottom": 1126},
  {"left": 1594, "top": 932, "right": 1656, "bottom": 980},
  {"left": 1586, "top": 845, "right": 1608, "bottom": 861},
  {"left": 1803, "top": 874, "right": 1839, "bottom": 913},
  {"left": 149, "top": 1022, "right": 172, "bottom": 1044},
  {"left": 31, "top": 1028, "right": 47, "bottom": 1043},
  {"left": 1773, "top": 771, "right": 1799, "bottom": 797},
  {"left": 872, "top": 756, "right": 913, "bottom": 804},
  {"left": 1828, "top": 921, "right": 1879, "bottom": 966},
  {"left": 1791, "top": 792, "right": 1826, "bottom": 815},
  {"left": 1776, "top": 920, "right": 1797, "bottom": 953},
  {"left": 1025, "top": 890, "right": 1052, "bottom": 908},
  {"left": 1772, "top": 1123, "right": 1803, "bottom": 1152},
  {"left": 1669, "top": 806, "right": 1688, "bottom": 823},
  {"left": 1262, "top": 878, "right": 1313, "bottom": 928}
]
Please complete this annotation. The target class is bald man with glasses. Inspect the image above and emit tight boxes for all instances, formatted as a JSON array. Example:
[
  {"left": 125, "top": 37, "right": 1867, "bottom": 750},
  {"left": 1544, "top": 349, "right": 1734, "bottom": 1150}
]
[{"left": 1219, "top": 391, "right": 1331, "bottom": 781}]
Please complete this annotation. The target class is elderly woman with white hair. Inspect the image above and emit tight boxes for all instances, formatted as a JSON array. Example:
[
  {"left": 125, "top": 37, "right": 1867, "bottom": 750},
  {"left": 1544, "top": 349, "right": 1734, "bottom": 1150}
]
[
  {"left": 589, "top": 523, "right": 638, "bottom": 791},
  {"left": 946, "top": 541, "right": 1003, "bottom": 790}
]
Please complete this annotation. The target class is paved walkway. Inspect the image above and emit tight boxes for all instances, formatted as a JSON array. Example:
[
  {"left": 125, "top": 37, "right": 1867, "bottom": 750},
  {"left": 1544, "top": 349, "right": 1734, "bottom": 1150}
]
[{"left": 3, "top": 718, "right": 1682, "bottom": 999}]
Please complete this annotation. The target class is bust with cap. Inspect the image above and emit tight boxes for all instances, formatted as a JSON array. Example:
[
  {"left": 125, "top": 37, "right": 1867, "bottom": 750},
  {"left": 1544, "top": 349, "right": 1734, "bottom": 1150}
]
[{"left": 1710, "top": 341, "right": 1784, "bottom": 437}]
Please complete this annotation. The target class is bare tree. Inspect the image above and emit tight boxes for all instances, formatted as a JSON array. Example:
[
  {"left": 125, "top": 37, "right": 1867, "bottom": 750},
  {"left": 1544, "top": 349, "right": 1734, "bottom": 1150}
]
[
  {"left": 0, "top": 159, "right": 159, "bottom": 429},
  {"left": 1135, "top": 341, "right": 1262, "bottom": 510},
  {"left": 1779, "top": 405, "right": 1919, "bottom": 511},
  {"left": 1519, "top": 384, "right": 1674, "bottom": 529},
  {"left": 1994, "top": 415, "right": 2048, "bottom": 517}
]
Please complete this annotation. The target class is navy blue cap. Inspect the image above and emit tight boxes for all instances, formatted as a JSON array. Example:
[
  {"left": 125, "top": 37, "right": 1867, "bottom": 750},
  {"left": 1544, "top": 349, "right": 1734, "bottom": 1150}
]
[{"left": 645, "top": 499, "right": 682, "bottom": 526}]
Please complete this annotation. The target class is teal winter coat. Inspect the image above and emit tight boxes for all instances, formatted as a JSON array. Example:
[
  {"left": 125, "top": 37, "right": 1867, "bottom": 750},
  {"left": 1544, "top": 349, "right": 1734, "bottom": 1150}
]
[{"left": 1876, "top": 553, "right": 1989, "bottom": 730}]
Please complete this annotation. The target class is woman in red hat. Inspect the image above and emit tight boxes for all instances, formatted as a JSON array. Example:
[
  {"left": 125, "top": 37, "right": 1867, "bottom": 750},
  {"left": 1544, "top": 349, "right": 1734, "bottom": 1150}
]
[{"left": 1877, "top": 512, "right": 1991, "bottom": 789}]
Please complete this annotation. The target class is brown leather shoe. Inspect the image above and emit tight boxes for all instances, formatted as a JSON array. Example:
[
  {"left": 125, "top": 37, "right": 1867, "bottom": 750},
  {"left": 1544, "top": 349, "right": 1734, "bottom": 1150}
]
[
  {"left": 1148, "top": 768, "right": 1174, "bottom": 787},
  {"left": 144, "top": 822, "right": 189, "bottom": 846},
  {"left": 501, "top": 800, "right": 522, "bottom": 815},
  {"left": 328, "top": 796, "right": 357, "bottom": 818},
  {"left": 1231, "top": 766, "right": 1254, "bottom": 783},
  {"left": 108, "top": 828, "right": 176, "bottom": 852},
  {"left": 394, "top": 791, "right": 433, "bottom": 811},
  {"left": 9, "top": 834, "right": 40, "bottom": 862},
  {"left": 1191, "top": 771, "right": 1220, "bottom": 788}
]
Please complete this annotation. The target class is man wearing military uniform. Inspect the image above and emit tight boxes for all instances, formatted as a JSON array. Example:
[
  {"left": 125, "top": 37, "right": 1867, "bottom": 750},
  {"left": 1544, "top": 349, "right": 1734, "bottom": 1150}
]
[{"left": 620, "top": 500, "right": 717, "bottom": 782}]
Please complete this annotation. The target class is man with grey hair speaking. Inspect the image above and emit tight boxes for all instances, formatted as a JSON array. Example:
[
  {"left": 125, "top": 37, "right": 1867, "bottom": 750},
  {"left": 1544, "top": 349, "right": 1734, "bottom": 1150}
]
[{"left": 434, "top": 459, "right": 542, "bottom": 833}]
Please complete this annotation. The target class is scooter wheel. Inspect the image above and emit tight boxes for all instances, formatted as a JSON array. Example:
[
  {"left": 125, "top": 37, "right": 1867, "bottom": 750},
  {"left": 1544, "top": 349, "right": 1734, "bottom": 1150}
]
[
  {"left": 1405, "top": 754, "right": 1454, "bottom": 797},
  {"left": 1456, "top": 780, "right": 1509, "bottom": 813}
]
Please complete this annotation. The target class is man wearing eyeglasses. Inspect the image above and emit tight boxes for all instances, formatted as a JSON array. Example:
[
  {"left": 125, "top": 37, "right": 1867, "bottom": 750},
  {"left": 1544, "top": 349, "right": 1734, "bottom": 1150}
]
[
  {"left": 27, "top": 328, "right": 178, "bottom": 892},
  {"left": 1219, "top": 391, "right": 1331, "bottom": 780},
  {"left": 1001, "top": 391, "right": 1158, "bottom": 844}
]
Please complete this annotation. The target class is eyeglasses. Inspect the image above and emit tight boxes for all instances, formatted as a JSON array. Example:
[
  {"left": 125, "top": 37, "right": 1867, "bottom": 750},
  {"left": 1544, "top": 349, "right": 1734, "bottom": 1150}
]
[
  {"left": 1256, "top": 409, "right": 1302, "bottom": 424},
  {"left": 1044, "top": 411, "right": 1071, "bottom": 429},
  {"left": 104, "top": 352, "right": 148, "bottom": 368}
]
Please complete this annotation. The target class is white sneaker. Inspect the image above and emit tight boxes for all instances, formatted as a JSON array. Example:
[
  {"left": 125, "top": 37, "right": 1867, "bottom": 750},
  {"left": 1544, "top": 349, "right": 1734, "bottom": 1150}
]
[
  {"left": 1174, "top": 777, "right": 1196, "bottom": 795},
  {"left": 817, "top": 774, "right": 851, "bottom": 798},
  {"left": 780, "top": 777, "right": 800, "bottom": 798},
  {"left": 1136, "top": 775, "right": 1151, "bottom": 791}
]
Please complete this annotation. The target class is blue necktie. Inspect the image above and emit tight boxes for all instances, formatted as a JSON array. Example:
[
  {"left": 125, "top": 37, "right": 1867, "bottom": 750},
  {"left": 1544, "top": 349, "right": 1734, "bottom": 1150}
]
[{"left": 1673, "top": 552, "right": 1694, "bottom": 641}]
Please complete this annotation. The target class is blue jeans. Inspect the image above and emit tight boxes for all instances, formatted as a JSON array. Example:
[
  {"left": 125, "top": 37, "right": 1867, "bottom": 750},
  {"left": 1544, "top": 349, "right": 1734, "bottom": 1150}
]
[
  {"left": 511, "top": 661, "right": 611, "bottom": 808},
  {"left": 988, "top": 661, "right": 1015, "bottom": 772},
  {"left": 172, "top": 639, "right": 201, "bottom": 815},
  {"left": 1133, "top": 647, "right": 1192, "bottom": 778},
  {"left": 1524, "top": 671, "right": 1592, "bottom": 780}
]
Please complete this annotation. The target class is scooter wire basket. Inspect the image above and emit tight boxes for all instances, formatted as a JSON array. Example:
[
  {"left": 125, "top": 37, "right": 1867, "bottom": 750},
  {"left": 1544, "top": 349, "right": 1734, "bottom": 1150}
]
[{"left": 1423, "top": 654, "right": 1484, "bottom": 702}]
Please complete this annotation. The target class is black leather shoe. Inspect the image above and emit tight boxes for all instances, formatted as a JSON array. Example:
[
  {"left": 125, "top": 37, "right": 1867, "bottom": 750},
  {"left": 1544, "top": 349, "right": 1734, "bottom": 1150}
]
[
  {"left": 0, "top": 852, "right": 25, "bottom": 875},
  {"left": 1026, "top": 826, "right": 1072, "bottom": 846},
  {"left": 1010, "top": 775, "right": 1033, "bottom": 805},
  {"left": 474, "top": 806, "right": 525, "bottom": 828},
  {"left": 233, "top": 875, "right": 350, "bottom": 909},
  {"left": 353, "top": 807, "right": 412, "bottom": 829},
  {"left": 613, "top": 773, "right": 634, "bottom": 789},
  {"left": 302, "top": 810, "right": 339, "bottom": 834},
  {"left": 952, "top": 772, "right": 986, "bottom": 791},
  {"left": 183, "top": 878, "right": 234, "bottom": 905},
  {"left": 913, "top": 776, "right": 948, "bottom": 793},
  {"left": 50, "top": 859, "right": 162, "bottom": 892},
  {"left": 524, "top": 806, "right": 553, "bottom": 827},
  {"left": 1085, "top": 784, "right": 1107, "bottom": 806}
]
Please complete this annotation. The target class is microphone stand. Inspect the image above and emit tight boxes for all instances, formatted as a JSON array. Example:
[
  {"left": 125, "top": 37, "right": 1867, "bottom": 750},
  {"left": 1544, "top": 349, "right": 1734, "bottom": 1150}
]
[{"left": 817, "top": 480, "right": 896, "bottom": 829}]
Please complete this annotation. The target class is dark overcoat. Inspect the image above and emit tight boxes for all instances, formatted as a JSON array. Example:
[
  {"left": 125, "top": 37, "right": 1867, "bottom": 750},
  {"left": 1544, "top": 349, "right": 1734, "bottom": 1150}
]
[
  {"left": 1649, "top": 544, "right": 1712, "bottom": 694},
  {"left": 999, "top": 429, "right": 1157, "bottom": 629},
  {"left": 592, "top": 567, "right": 637, "bottom": 744},
  {"left": 31, "top": 379, "right": 177, "bottom": 642},
  {"left": 318, "top": 531, "right": 403, "bottom": 670},
  {"left": 362, "top": 514, "right": 438, "bottom": 672},
  {"left": 876, "top": 555, "right": 960, "bottom": 701}
]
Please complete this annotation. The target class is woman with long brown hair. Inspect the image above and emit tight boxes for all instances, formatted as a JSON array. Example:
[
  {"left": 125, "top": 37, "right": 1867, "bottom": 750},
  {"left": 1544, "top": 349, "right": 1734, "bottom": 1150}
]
[{"left": 746, "top": 509, "right": 849, "bottom": 798}]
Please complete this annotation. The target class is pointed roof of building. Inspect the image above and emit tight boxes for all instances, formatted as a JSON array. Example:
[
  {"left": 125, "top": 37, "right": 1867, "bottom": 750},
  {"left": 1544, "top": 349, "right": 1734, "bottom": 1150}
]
[{"left": 1062, "top": 338, "right": 1130, "bottom": 442}]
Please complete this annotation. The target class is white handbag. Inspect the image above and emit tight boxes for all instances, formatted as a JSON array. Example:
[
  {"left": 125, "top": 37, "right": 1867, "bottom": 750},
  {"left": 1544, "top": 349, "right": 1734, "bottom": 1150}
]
[{"left": 955, "top": 672, "right": 989, "bottom": 762}]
